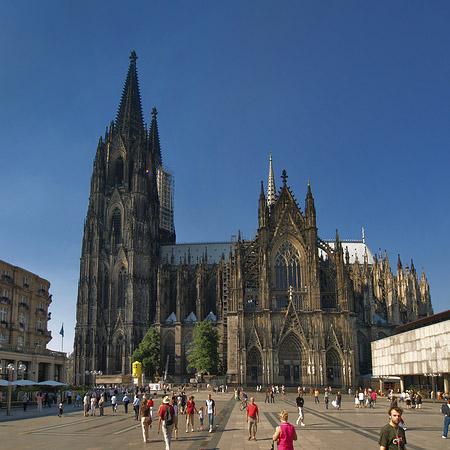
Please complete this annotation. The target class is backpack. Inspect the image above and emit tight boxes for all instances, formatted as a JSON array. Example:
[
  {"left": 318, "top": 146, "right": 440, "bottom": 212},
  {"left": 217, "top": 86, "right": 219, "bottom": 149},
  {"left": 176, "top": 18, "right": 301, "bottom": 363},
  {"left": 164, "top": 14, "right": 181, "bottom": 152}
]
[
  {"left": 442, "top": 404, "right": 450, "bottom": 416},
  {"left": 164, "top": 405, "right": 174, "bottom": 425}
]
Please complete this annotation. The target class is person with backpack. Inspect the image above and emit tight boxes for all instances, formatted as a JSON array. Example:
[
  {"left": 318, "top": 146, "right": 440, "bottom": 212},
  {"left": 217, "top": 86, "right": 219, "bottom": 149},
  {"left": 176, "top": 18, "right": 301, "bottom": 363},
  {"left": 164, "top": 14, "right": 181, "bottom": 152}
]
[
  {"left": 442, "top": 397, "right": 450, "bottom": 439},
  {"left": 158, "top": 396, "right": 175, "bottom": 450}
]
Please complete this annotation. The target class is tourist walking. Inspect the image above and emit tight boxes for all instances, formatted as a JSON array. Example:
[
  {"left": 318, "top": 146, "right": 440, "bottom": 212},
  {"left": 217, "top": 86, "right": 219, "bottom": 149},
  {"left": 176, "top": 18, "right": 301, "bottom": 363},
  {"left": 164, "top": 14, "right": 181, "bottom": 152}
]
[
  {"left": 246, "top": 397, "right": 259, "bottom": 440},
  {"left": 442, "top": 397, "right": 450, "bottom": 439},
  {"left": 99, "top": 394, "right": 105, "bottom": 416},
  {"left": 36, "top": 393, "right": 43, "bottom": 412},
  {"left": 158, "top": 396, "right": 175, "bottom": 450},
  {"left": 22, "top": 393, "right": 29, "bottom": 411},
  {"left": 314, "top": 389, "right": 320, "bottom": 404},
  {"left": 123, "top": 393, "right": 130, "bottom": 413},
  {"left": 206, "top": 393, "right": 216, "bottom": 433},
  {"left": 133, "top": 394, "right": 141, "bottom": 420},
  {"left": 198, "top": 406, "right": 204, "bottom": 430},
  {"left": 138, "top": 397, "right": 152, "bottom": 443},
  {"left": 336, "top": 391, "right": 342, "bottom": 410},
  {"left": 273, "top": 410, "right": 297, "bottom": 450},
  {"left": 295, "top": 392, "right": 305, "bottom": 426},
  {"left": 185, "top": 395, "right": 197, "bottom": 433},
  {"left": 111, "top": 393, "right": 118, "bottom": 413},
  {"left": 171, "top": 397, "right": 178, "bottom": 439},
  {"left": 379, "top": 406, "right": 406, "bottom": 449},
  {"left": 90, "top": 394, "right": 97, "bottom": 415},
  {"left": 83, "top": 393, "right": 90, "bottom": 416}
]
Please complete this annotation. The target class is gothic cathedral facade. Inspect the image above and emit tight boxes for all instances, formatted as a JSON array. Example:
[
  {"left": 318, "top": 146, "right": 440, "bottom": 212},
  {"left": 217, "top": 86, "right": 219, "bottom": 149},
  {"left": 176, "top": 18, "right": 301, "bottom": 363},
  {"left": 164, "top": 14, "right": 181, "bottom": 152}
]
[{"left": 74, "top": 53, "right": 433, "bottom": 387}]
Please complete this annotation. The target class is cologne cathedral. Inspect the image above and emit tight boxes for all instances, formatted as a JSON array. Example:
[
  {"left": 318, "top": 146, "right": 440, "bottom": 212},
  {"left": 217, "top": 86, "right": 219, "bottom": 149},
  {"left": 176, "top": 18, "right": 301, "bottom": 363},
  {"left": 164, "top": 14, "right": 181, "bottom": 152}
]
[{"left": 74, "top": 53, "right": 433, "bottom": 387}]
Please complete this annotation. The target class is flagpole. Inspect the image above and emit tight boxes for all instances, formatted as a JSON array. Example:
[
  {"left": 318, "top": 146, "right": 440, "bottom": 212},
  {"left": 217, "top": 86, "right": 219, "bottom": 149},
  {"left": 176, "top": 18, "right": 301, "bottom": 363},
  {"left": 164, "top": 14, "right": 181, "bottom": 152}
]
[{"left": 61, "top": 322, "right": 64, "bottom": 353}]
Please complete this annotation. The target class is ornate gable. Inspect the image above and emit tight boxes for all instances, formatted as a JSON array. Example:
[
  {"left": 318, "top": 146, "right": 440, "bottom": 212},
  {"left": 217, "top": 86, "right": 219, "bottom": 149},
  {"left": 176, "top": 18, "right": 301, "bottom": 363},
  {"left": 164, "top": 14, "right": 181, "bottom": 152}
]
[{"left": 278, "top": 292, "right": 309, "bottom": 350}]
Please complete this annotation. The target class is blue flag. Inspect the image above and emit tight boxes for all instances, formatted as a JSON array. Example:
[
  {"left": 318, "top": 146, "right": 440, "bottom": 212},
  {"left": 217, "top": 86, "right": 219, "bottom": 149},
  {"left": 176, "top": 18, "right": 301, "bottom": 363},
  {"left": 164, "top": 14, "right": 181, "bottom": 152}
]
[{"left": 59, "top": 324, "right": 64, "bottom": 337}]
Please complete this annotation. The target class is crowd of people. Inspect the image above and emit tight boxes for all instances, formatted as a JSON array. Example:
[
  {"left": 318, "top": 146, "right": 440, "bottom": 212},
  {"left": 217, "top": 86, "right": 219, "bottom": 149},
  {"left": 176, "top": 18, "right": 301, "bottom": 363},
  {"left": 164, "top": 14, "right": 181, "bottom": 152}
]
[{"left": 5, "top": 382, "right": 450, "bottom": 448}]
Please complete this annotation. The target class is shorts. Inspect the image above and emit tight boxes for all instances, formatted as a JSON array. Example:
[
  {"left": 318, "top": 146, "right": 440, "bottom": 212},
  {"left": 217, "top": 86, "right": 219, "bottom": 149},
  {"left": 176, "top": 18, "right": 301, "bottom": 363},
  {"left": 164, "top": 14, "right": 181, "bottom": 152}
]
[{"left": 248, "top": 416, "right": 257, "bottom": 434}]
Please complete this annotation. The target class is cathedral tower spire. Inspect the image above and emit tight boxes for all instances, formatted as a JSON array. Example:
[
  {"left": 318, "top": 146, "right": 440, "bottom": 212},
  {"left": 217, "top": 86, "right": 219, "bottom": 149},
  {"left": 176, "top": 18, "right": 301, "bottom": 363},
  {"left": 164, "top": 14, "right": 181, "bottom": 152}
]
[
  {"left": 149, "top": 106, "right": 162, "bottom": 168},
  {"left": 267, "top": 152, "right": 276, "bottom": 207},
  {"left": 115, "top": 51, "right": 144, "bottom": 141}
]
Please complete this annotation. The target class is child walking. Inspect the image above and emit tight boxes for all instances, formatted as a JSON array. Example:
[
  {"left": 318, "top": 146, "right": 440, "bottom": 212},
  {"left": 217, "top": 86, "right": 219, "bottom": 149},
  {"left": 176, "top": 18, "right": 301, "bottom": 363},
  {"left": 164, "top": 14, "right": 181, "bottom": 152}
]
[{"left": 198, "top": 406, "right": 204, "bottom": 430}]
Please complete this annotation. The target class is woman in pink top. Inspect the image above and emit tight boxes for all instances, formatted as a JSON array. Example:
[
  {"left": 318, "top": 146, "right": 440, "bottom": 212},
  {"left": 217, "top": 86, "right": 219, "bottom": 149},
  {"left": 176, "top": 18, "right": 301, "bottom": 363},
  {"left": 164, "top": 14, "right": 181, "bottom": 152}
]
[{"left": 273, "top": 410, "right": 297, "bottom": 450}]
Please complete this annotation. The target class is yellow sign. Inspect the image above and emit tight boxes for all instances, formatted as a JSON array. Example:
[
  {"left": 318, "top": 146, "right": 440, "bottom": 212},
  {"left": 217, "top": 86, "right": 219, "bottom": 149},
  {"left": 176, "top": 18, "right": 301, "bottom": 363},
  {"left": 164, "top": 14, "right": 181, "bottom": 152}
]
[{"left": 132, "top": 361, "right": 142, "bottom": 378}]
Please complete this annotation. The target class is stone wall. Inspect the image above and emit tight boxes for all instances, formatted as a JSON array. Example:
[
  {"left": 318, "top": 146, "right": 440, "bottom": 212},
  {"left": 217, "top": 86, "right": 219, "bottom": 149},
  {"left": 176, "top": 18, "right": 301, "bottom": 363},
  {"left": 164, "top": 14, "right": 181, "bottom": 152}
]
[{"left": 371, "top": 319, "right": 450, "bottom": 376}]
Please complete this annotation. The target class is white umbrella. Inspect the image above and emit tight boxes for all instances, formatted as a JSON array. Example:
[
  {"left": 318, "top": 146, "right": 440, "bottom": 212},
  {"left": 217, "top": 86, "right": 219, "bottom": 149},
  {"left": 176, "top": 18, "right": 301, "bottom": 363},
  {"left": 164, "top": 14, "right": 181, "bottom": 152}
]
[
  {"left": 0, "top": 379, "right": 9, "bottom": 386},
  {"left": 37, "top": 380, "right": 66, "bottom": 386},
  {"left": 12, "top": 379, "right": 36, "bottom": 386}
]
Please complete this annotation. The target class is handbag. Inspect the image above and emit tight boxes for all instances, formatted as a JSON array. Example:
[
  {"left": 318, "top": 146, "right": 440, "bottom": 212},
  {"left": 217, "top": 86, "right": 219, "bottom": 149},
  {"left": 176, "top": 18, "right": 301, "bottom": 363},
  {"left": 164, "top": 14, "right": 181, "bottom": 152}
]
[{"left": 331, "top": 400, "right": 337, "bottom": 408}]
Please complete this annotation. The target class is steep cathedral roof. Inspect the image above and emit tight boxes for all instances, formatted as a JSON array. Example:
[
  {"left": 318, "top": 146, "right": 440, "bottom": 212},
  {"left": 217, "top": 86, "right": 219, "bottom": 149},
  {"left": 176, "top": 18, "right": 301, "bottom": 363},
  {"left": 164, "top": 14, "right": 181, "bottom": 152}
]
[{"left": 115, "top": 51, "right": 145, "bottom": 139}]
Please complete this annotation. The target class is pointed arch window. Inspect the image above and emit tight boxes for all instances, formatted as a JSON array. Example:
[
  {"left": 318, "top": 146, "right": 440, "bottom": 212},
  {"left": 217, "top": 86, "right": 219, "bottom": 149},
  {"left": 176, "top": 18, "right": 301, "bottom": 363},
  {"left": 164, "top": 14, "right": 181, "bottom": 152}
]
[
  {"left": 112, "top": 209, "right": 122, "bottom": 244},
  {"left": 274, "top": 241, "right": 301, "bottom": 289},
  {"left": 118, "top": 268, "right": 126, "bottom": 308},
  {"left": 115, "top": 157, "right": 124, "bottom": 185}
]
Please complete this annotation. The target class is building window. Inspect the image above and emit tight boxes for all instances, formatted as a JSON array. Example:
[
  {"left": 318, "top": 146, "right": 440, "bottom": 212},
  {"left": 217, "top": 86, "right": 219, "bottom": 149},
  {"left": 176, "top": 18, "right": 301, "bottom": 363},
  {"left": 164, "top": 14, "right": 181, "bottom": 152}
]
[
  {"left": 0, "top": 333, "right": 5, "bottom": 343},
  {"left": 2, "top": 290, "right": 8, "bottom": 299},
  {"left": 23, "top": 277, "right": 29, "bottom": 288},
  {"left": 37, "top": 318, "right": 43, "bottom": 330},
  {"left": 2, "top": 270, "right": 11, "bottom": 281},
  {"left": 36, "top": 340, "right": 42, "bottom": 349},
  {"left": 118, "top": 268, "right": 126, "bottom": 308},
  {"left": 38, "top": 302, "right": 44, "bottom": 311},
  {"left": 0, "top": 307, "right": 7, "bottom": 322},
  {"left": 18, "top": 336, "right": 24, "bottom": 347},
  {"left": 274, "top": 241, "right": 302, "bottom": 289},
  {"left": 21, "top": 296, "right": 28, "bottom": 304},
  {"left": 112, "top": 209, "right": 122, "bottom": 243},
  {"left": 115, "top": 157, "right": 124, "bottom": 184},
  {"left": 19, "top": 312, "right": 26, "bottom": 326}
]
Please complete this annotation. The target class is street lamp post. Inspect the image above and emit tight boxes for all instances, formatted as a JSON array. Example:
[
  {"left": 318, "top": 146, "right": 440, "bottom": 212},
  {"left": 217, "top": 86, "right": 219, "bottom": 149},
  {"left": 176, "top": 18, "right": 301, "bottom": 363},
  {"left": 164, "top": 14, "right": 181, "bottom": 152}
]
[{"left": 0, "top": 363, "right": 16, "bottom": 416}]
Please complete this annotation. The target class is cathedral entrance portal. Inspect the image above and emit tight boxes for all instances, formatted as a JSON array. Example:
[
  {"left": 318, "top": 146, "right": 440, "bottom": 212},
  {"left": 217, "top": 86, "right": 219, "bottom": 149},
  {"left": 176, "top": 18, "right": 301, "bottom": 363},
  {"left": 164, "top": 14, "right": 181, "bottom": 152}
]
[
  {"left": 326, "top": 348, "right": 342, "bottom": 387},
  {"left": 246, "top": 347, "right": 262, "bottom": 385},
  {"left": 279, "top": 334, "right": 302, "bottom": 386}
]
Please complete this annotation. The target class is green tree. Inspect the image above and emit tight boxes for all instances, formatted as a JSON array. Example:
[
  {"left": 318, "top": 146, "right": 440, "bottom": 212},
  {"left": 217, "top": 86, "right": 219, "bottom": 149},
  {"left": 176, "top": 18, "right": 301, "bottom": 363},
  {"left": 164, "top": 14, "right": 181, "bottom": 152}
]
[
  {"left": 187, "top": 320, "right": 220, "bottom": 375},
  {"left": 132, "top": 327, "right": 161, "bottom": 378}
]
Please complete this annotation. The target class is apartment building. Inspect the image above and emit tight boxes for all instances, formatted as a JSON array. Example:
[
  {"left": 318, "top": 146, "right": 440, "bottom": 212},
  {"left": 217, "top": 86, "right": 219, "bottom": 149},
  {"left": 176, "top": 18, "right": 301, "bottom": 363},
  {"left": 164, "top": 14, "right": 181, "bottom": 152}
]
[{"left": 0, "top": 259, "right": 66, "bottom": 382}]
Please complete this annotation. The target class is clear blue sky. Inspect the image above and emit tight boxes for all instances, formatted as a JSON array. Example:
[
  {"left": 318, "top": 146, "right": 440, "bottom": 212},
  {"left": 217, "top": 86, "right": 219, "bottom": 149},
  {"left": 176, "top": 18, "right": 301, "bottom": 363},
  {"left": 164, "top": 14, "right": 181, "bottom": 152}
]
[{"left": 1, "top": 1, "right": 449, "bottom": 354}]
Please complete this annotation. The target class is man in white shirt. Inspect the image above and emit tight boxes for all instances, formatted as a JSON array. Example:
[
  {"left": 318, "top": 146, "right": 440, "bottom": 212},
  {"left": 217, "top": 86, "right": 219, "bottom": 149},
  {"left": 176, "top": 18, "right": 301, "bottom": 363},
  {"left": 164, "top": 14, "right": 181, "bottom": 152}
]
[{"left": 206, "top": 393, "right": 216, "bottom": 433}]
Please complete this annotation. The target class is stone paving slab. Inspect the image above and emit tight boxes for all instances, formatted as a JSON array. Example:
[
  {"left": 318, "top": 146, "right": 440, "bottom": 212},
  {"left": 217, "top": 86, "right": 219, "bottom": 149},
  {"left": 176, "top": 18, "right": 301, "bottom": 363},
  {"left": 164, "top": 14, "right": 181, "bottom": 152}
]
[{"left": 0, "top": 391, "right": 448, "bottom": 449}]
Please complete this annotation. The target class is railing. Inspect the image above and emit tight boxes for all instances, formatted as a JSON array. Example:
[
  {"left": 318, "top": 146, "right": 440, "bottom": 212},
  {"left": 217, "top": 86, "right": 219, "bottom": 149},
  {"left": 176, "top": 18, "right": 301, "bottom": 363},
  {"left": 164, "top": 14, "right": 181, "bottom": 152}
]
[{"left": 0, "top": 343, "right": 63, "bottom": 355}]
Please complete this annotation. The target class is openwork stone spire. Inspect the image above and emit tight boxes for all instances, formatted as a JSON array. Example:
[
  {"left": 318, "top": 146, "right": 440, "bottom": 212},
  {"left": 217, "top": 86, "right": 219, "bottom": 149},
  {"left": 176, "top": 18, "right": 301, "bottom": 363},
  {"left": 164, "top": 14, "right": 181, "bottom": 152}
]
[
  {"left": 115, "top": 51, "right": 144, "bottom": 140},
  {"left": 149, "top": 106, "right": 162, "bottom": 168},
  {"left": 267, "top": 152, "right": 276, "bottom": 207}
]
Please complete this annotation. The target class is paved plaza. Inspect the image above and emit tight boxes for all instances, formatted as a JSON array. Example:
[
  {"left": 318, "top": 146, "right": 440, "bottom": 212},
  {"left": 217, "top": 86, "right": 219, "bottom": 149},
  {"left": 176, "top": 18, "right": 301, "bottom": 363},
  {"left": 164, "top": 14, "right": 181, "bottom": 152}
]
[{"left": 0, "top": 391, "right": 447, "bottom": 449}]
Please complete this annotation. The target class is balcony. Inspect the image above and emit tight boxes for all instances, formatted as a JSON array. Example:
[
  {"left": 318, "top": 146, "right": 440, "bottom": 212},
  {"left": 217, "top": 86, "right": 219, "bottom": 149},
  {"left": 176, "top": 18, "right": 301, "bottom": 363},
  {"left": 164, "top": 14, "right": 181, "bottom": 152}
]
[
  {"left": 19, "top": 302, "right": 28, "bottom": 310},
  {"left": 1, "top": 320, "right": 7, "bottom": 328},
  {"left": 1, "top": 297, "right": 11, "bottom": 305},
  {"left": 2, "top": 274, "right": 11, "bottom": 283},
  {"left": 23, "top": 283, "right": 29, "bottom": 290},
  {"left": 36, "top": 308, "right": 46, "bottom": 315}
]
